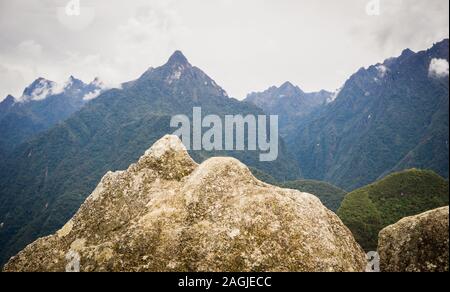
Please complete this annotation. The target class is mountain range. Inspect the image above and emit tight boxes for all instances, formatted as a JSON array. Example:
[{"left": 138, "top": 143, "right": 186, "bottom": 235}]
[
  {"left": 0, "top": 39, "right": 448, "bottom": 267},
  {"left": 0, "top": 76, "right": 104, "bottom": 154},
  {"left": 0, "top": 51, "right": 299, "bottom": 265},
  {"left": 244, "top": 82, "right": 331, "bottom": 135},
  {"left": 243, "top": 39, "right": 449, "bottom": 191},
  {"left": 282, "top": 39, "right": 449, "bottom": 191}
]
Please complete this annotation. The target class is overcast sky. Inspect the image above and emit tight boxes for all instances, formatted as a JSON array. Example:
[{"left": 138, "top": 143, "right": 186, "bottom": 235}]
[{"left": 0, "top": 0, "right": 448, "bottom": 100}]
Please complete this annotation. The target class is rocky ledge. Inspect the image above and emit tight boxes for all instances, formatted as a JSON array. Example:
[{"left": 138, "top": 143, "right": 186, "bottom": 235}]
[
  {"left": 4, "top": 135, "right": 366, "bottom": 272},
  {"left": 378, "top": 206, "right": 449, "bottom": 272}
]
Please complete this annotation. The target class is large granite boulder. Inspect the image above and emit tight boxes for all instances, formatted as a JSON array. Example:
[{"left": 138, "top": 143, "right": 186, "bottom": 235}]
[
  {"left": 378, "top": 206, "right": 449, "bottom": 272},
  {"left": 4, "top": 135, "right": 366, "bottom": 272}
]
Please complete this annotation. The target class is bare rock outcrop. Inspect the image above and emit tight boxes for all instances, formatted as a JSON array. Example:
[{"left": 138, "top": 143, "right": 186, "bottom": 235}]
[
  {"left": 378, "top": 206, "right": 449, "bottom": 272},
  {"left": 4, "top": 135, "right": 366, "bottom": 272}
]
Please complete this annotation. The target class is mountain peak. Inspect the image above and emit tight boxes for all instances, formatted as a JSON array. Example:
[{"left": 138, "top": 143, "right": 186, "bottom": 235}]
[
  {"left": 167, "top": 50, "right": 190, "bottom": 66},
  {"left": 89, "top": 77, "right": 105, "bottom": 89},
  {"left": 400, "top": 48, "right": 415, "bottom": 59},
  {"left": 280, "top": 81, "right": 296, "bottom": 89},
  {"left": 65, "top": 76, "right": 86, "bottom": 90},
  {"left": 90, "top": 77, "right": 100, "bottom": 85},
  {"left": 67, "top": 75, "right": 83, "bottom": 84},
  {"left": 32, "top": 77, "right": 52, "bottom": 85},
  {"left": 21, "top": 78, "right": 57, "bottom": 101},
  {"left": 279, "top": 81, "right": 304, "bottom": 95},
  {"left": 5, "top": 94, "right": 16, "bottom": 102},
  {"left": 0, "top": 95, "right": 16, "bottom": 107}
]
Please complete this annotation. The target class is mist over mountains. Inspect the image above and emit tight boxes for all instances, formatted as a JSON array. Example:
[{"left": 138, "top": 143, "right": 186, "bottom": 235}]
[{"left": 0, "top": 76, "right": 105, "bottom": 154}]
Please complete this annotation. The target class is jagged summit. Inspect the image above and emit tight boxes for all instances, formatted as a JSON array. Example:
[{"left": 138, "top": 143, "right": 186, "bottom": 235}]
[
  {"left": 17, "top": 75, "right": 103, "bottom": 103},
  {"left": 279, "top": 81, "right": 304, "bottom": 95},
  {"left": 89, "top": 77, "right": 104, "bottom": 87},
  {"left": 0, "top": 95, "right": 16, "bottom": 111},
  {"left": 67, "top": 75, "right": 84, "bottom": 84},
  {"left": 22, "top": 77, "right": 53, "bottom": 95},
  {"left": 3, "top": 95, "right": 16, "bottom": 103},
  {"left": 19, "top": 76, "right": 84, "bottom": 102},
  {"left": 167, "top": 50, "right": 190, "bottom": 67},
  {"left": 20, "top": 77, "right": 59, "bottom": 102},
  {"left": 395, "top": 48, "right": 416, "bottom": 62},
  {"left": 280, "top": 81, "right": 296, "bottom": 89},
  {"left": 401, "top": 48, "right": 415, "bottom": 57},
  {"left": 138, "top": 51, "right": 192, "bottom": 82},
  {"left": 65, "top": 75, "right": 86, "bottom": 90},
  {"left": 134, "top": 50, "right": 228, "bottom": 98},
  {"left": 244, "top": 82, "right": 331, "bottom": 129},
  {"left": 4, "top": 135, "right": 366, "bottom": 272}
]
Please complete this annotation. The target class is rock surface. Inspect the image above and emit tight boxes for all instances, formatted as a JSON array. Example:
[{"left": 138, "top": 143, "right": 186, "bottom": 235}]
[
  {"left": 4, "top": 135, "right": 366, "bottom": 272},
  {"left": 378, "top": 206, "right": 449, "bottom": 272}
]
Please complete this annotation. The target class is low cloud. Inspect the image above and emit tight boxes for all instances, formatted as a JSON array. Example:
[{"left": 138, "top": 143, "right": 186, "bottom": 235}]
[
  {"left": 429, "top": 58, "right": 449, "bottom": 78},
  {"left": 376, "top": 65, "right": 389, "bottom": 78},
  {"left": 82, "top": 89, "right": 102, "bottom": 101}
]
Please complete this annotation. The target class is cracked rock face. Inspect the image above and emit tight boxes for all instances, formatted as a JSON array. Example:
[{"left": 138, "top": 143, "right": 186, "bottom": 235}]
[
  {"left": 378, "top": 206, "right": 449, "bottom": 272},
  {"left": 4, "top": 135, "right": 366, "bottom": 272}
]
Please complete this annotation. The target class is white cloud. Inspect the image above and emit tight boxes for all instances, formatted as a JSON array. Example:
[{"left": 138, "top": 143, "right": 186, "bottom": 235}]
[
  {"left": 0, "top": 0, "right": 448, "bottom": 101},
  {"left": 82, "top": 89, "right": 102, "bottom": 101},
  {"left": 376, "top": 65, "right": 389, "bottom": 78},
  {"left": 355, "top": 0, "right": 449, "bottom": 56},
  {"left": 429, "top": 58, "right": 449, "bottom": 78},
  {"left": 82, "top": 80, "right": 123, "bottom": 101},
  {"left": 327, "top": 87, "right": 343, "bottom": 103},
  {"left": 17, "top": 40, "right": 43, "bottom": 57},
  {"left": 18, "top": 79, "right": 64, "bottom": 103}
]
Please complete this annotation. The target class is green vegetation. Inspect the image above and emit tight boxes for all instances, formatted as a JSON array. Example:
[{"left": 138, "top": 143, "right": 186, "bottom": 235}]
[
  {"left": 337, "top": 169, "right": 449, "bottom": 251},
  {"left": 281, "top": 180, "right": 347, "bottom": 212},
  {"left": 0, "top": 54, "right": 300, "bottom": 266},
  {"left": 0, "top": 78, "right": 97, "bottom": 154},
  {"left": 250, "top": 168, "right": 278, "bottom": 185},
  {"left": 288, "top": 39, "right": 449, "bottom": 191},
  {"left": 249, "top": 168, "right": 347, "bottom": 213}
]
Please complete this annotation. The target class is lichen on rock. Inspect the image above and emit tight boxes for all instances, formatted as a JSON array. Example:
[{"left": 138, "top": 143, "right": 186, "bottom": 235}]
[
  {"left": 378, "top": 206, "right": 449, "bottom": 272},
  {"left": 4, "top": 135, "right": 366, "bottom": 272}
]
